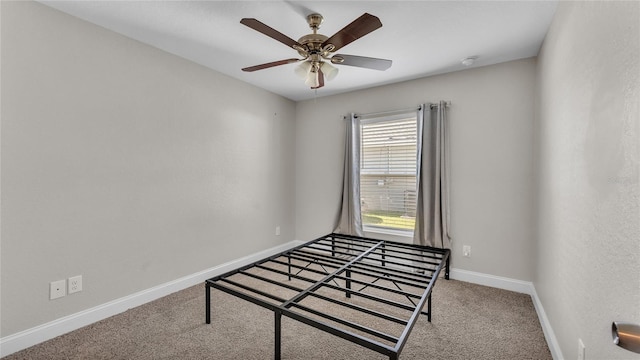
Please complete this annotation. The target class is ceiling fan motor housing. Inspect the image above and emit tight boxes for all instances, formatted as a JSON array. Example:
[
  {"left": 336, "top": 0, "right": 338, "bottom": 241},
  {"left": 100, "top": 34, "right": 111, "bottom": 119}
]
[
  {"left": 294, "top": 14, "right": 337, "bottom": 59},
  {"left": 297, "top": 34, "right": 329, "bottom": 52}
]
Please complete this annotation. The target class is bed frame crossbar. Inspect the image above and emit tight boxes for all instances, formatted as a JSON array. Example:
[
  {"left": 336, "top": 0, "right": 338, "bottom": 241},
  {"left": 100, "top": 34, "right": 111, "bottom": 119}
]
[{"left": 205, "top": 233, "right": 450, "bottom": 360}]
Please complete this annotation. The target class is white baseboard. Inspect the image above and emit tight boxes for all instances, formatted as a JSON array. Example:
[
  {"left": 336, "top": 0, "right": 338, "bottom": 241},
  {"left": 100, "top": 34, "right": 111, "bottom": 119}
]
[
  {"left": 449, "top": 267, "right": 534, "bottom": 294},
  {"left": 1, "top": 249, "right": 562, "bottom": 360},
  {"left": 0, "top": 240, "right": 304, "bottom": 358},
  {"left": 530, "top": 285, "right": 564, "bottom": 360},
  {"left": 449, "top": 267, "right": 563, "bottom": 360}
]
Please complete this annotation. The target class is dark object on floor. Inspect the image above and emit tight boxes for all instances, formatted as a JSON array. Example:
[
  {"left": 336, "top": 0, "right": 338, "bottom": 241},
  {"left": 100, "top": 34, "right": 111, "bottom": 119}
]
[{"left": 205, "top": 233, "right": 450, "bottom": 360}]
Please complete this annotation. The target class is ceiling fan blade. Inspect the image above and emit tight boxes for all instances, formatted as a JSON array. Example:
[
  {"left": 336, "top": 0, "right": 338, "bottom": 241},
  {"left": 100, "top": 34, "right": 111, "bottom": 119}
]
[
  {"left": 242, "top": 58, "right": 300, "bottom": 72},
  {"left": 311, "top": 69, "right": 325, "bottom": 89},
  {"left": 240, "top": 18, "right": 302, "bottom": 49},
  {"left": 332, "top": 54, "right": 392, "bottom": 71},
  {"left": 321, "top": 13, "right": 382, "bottom": 52}
]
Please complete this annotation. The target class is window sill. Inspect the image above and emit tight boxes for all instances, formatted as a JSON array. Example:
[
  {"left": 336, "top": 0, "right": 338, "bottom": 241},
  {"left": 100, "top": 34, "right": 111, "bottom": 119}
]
[{"left": 363, "top": 225, "right": 413, "bottom": 244}]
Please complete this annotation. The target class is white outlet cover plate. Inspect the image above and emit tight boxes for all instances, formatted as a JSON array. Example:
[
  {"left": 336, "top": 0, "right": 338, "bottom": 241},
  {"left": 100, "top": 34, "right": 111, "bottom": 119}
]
[
  {"left": 463, "top": 245, "right": 471, "bottom": 257},
  {"left": 68, "top": 275, "right": 83, "bottom": 294},
  {"left": 50, "top": 279, "right": 66, "bottom": 300}
]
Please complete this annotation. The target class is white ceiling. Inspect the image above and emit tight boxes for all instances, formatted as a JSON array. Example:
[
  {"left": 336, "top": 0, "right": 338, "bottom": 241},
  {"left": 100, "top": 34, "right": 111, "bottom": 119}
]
[{"left": 39, "top": 1, "right": 557, "bottom": 102}]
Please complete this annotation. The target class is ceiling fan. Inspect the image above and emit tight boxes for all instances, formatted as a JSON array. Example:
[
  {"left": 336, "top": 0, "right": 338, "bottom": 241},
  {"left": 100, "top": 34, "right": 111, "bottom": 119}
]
[{"left": 240, "top": 13, "right": 392, "bottom": 89}]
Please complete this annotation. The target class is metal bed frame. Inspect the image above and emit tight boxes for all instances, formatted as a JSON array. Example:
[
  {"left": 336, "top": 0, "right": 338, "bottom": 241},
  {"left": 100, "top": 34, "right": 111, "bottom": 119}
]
[{"left": 205, "top": 233, "right": 450, "bottom": 360}]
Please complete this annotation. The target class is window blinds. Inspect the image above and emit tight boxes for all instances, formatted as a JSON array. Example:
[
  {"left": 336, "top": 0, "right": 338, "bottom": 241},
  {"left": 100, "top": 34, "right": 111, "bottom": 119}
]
[{"left": 360, "top": 115, "right": 418, "bottom": 232}]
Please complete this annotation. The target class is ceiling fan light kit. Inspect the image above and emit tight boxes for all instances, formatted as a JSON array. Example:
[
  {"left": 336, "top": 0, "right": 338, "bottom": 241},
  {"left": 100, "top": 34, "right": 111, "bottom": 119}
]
[
  {"left": 240, "top": 12, "right": 392, "bottom": 90},
  {"left": 321, "top": 62, "right": 339, "bottom": 81},
  {"left": 294, "top": 61, "right": 312, "bottom": 78}
]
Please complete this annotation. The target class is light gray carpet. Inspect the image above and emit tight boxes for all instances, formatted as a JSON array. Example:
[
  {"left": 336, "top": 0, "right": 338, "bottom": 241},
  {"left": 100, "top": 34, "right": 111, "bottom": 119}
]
[{"left": 4, "top": 279, "right": 551, "bottom": 359}]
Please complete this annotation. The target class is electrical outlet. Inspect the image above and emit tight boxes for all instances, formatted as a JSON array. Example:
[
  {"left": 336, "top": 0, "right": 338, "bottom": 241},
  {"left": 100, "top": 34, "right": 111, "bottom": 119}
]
[
  {"left": 50, "top": 280, "right": 66, "bottom": 300},
  {"left": 578, "top": 338, "right": 585, "bottom": 360},
  {"left": 463, "top": 245, "right": 471, "bottom": 257},
  {"left": 275, "top": 226, "right": 280, "bottom": 236},
  {"left": 68, "top": 275, "right": 82, "bottom": 294}
]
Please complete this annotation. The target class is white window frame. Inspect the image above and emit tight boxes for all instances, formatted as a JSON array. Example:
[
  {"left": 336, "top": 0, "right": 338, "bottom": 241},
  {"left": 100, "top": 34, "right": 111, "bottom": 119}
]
[{"left": 358, "top": 111, "right": 418, "bottom": 241}]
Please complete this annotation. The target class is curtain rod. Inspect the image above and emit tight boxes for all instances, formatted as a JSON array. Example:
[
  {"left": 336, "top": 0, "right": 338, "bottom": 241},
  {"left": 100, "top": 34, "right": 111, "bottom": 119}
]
[
  {"left": 430, "top": 101, "right": 452, "bottom": 109},
  {"left": 354, "top": 106, "right": 419, "bottom": 119},
  {"left": 352, "top": 101, "right": 451, "bottom": 119}
]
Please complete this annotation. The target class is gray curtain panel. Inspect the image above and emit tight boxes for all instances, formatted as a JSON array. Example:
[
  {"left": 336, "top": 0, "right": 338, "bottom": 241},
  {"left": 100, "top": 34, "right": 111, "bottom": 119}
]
[
  {"left": 413, "top": 102, "right": 451, "bottom": 248},
  {"left": 334, "top": 113, "right": 364, "bottom": 237}
]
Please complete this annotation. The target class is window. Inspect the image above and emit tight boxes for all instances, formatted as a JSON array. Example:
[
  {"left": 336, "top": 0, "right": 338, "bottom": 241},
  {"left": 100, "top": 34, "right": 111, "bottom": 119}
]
[{"left": 360, "top": 112, "right": 418, "bottom": 234}]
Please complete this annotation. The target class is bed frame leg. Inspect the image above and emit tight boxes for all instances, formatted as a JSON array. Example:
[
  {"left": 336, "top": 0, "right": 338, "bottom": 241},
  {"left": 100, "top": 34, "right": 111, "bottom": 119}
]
[
  {"left": 427, "top": 293, "right": 432, "bottom": 322},
  {"left": 205, "top": 283, "right": 211, "bottom": 324},
  {"left": 331, "top": 238, "right": 336, "bottom": 257},
  {"left": 345, "top": 268, "right": 351, "bottom": 298},
  {"left": 275, "top": 311, "right": 282, "bottom": 360},
  {"left": 381, "top": 244, "right": 386, "bottom": 267},
  {"left": 445, "top": 251, "right": 450, "bottom": 280},
  {"left": 287, "top": 256, "right": 292, "bottom": 281}
]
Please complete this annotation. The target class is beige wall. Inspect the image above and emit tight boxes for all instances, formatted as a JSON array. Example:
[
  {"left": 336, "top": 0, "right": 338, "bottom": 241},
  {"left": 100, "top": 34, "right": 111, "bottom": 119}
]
[
  {"left": 534, "top": 1, "right": 640, "bottom": 359},
  {"left": 295, "top": 58, "right": 537, "bottom": 281},
  {"left": 0, "top": 1, "right": 296, "bottom": 336}
]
